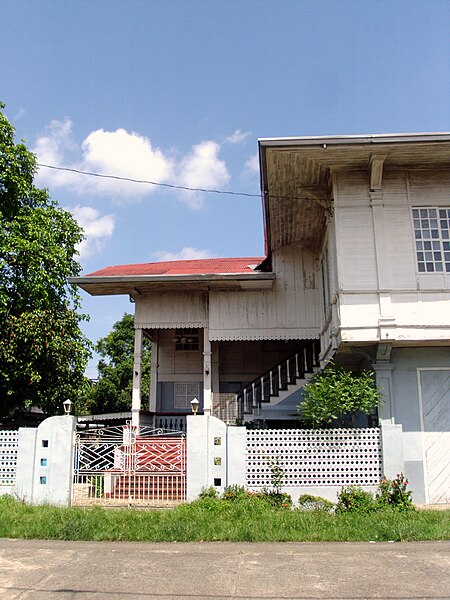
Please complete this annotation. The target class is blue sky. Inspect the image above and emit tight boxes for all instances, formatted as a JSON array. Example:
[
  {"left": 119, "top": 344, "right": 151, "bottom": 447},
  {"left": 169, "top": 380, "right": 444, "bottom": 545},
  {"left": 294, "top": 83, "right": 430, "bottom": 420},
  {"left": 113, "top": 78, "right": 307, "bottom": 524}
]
[{"left": 2, "top": 0, "right": 449, "bottom": 376}]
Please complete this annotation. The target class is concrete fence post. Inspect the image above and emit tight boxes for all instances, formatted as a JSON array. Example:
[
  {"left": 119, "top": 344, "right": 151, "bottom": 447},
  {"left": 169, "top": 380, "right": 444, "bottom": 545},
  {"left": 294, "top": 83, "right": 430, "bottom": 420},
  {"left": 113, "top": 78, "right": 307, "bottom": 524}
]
[
  {"left": 14, "top": 415, "right": 77, "bottom": 506},
  {"left": 186, "top": 415, "right": 246, "bottom": 501},
  {"left": 380, "top": 419, "right": 404, "bottom": 479}
]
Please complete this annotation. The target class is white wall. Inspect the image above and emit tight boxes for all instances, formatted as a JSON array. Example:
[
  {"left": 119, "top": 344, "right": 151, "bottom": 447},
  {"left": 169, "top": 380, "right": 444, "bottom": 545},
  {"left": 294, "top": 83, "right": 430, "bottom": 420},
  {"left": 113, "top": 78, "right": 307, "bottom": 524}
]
[
  {"left": 388, "top": 347, "right": 450, "bottom": 504},
  {"left": 333, "top": 169, "right": 450, "bottom": 344},
  {"left": 209, "top": 245, "right": 322, "bottom": 341}
]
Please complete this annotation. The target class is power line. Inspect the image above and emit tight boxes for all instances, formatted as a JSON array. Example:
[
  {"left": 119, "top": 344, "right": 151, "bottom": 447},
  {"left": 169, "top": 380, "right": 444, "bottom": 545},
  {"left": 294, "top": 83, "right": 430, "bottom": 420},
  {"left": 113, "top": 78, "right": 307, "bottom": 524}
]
[{"left": 37, "top": 163, "right": 262, "bottom": 199}]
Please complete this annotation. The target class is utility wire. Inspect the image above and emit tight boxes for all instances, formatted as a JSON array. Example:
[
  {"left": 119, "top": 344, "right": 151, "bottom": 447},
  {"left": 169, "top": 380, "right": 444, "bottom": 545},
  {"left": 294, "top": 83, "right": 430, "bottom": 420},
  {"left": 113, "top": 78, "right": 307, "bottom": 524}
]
[{"left": 37, "top": 163, "right": 262, "bottom": 198}]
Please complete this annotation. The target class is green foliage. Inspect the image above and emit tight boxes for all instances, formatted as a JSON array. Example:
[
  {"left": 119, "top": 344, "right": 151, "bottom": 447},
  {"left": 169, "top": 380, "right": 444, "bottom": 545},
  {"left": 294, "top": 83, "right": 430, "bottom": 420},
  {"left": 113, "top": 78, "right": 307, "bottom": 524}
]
[
  {"left": 198, "top": 486, "right": 219, "bottom": 499},
  {"left": 336, "top": 486, "right": 377, "bottom": 514},
  {"left": 298, "top": 494, "right": 335, "bottom": 513},
  {"left": 267, "top": 454, "right": 284, "bottom": 494},
  {"left": 1, "top": 495, "right": 448, "bottom": 542},
  {"left": 376, "top": 474, "right": 415, "bottom": 512},
  {"left": 337, "top": 474, "right": 415, "bottom": 514},
  {"left": 85, "top": 313, "right": 151, "bottom": 414},
  {"left": 0, "top": 103, "right": 91, "bottom": 421},
  {"left": 259, "top": 489, "right": 293, "bottom": 508},
  {"left": 299, "top": 363, "right": 382, "bottom": 428},
  {"left": 222, "top": 484, "right": 249, "bottom": 501}
]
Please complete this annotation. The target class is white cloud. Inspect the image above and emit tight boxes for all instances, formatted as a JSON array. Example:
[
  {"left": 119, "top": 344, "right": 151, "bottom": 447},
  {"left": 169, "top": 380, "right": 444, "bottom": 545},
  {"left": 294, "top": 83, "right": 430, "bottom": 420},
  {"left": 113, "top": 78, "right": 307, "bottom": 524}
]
[
  {"left": 153, "top": 247, "right": 214, "bottom": 262},
  {"left": 226, "top": 129, "right": 251, "bottom": 144},
  {"left": 34, "top": 119, "right": 230, "bottom": 209},
  {"left": 177, "top": 141, "right": 230, "bottom": 209},
  {"left": 13, "top": 108, "right": 27, "bottom": 121},
  {"left": 34, "top": 120, "right": 173, "bottom": 201},
  {"left": 245, "top": 152, "right": 259, "bottom": 173},
  {"left": 68, "top": 204, "right": 115, "bottom": 261}
]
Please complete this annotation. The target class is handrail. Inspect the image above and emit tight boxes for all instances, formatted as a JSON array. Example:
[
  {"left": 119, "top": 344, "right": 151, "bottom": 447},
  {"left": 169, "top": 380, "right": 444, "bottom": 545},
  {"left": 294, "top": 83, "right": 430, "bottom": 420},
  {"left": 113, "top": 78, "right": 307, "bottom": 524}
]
[{"left": 236, "top": 339, "right": 320, "bottom": 418}]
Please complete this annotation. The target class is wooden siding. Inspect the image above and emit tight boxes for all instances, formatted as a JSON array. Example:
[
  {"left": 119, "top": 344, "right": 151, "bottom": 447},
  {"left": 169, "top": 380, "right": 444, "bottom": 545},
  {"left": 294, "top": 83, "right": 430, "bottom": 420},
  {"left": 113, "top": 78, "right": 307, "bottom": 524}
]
[
  {"left": 157, "top": 330, "right": 203, "bottom": 377},
  {"left": 209, "top": 246, "right": 321, "bottom": 341},
  {"left": 135, "top": 293, "right": 208, "bottom": 329},
  {"left": 218, "top": 340, "right": 302, "bottom": 381},
  {"left": 334, "top": 169, "right": 450, "bottom": 343}
]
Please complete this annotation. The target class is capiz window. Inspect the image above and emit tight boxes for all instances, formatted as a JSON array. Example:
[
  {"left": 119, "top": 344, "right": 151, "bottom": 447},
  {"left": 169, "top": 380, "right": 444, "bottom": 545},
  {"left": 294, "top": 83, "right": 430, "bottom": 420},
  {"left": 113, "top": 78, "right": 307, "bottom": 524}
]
[
  {"left": 174, "top": 328, "right": 200, "bottom": 351},
  {"left": 174, "top": 382, "right": 199, "bottom": 409},
  {"left": 413, "top": 207, "right": 450, "bottom": 273}
]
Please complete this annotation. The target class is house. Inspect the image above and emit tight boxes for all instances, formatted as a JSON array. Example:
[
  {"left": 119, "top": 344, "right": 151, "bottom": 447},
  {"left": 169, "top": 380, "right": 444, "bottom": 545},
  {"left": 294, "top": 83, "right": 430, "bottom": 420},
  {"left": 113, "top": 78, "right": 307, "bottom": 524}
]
[{"left": 72, "top": 132, "right": 450, "bottom": 504}]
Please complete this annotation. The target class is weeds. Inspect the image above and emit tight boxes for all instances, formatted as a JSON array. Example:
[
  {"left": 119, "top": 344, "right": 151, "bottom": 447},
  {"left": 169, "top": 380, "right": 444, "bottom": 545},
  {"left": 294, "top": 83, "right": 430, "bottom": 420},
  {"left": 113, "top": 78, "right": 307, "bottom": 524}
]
[{"left": 0, "top": 494, "right": 448, "bottom": 543}]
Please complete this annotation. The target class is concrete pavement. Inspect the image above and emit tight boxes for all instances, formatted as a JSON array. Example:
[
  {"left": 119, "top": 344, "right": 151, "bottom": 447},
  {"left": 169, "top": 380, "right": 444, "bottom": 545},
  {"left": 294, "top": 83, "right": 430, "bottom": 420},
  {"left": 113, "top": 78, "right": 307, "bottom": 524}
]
[{"left": 0, "top": 539, "right": 449, "bottom": 600}]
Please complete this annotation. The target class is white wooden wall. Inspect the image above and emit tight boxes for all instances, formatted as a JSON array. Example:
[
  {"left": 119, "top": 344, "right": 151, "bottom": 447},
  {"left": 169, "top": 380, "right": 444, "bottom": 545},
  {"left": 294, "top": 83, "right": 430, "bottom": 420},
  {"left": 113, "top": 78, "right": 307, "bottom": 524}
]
[
  {"left": 135, "top": 292, "right": 208, "bottom": 330},
  {"left": 157, "top": 329, "right": 203, "bottom": 379},
  {"left": 209, "top": 245, "right": 321, "bottom": 341},
  {"left": 333, "top": 169, "right": 450, "bottom": 344}
]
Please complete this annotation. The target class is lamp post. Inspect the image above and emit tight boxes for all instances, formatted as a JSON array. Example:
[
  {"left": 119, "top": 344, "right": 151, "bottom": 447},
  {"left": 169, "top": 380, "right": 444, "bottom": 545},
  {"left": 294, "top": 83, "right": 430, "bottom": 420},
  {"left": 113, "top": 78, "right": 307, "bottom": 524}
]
[
  {"left": 63, "top": 399, "right": 73, "bottom": 415},
  {"left": 190, "top": 397, "right": 199, "bottom": 415}
]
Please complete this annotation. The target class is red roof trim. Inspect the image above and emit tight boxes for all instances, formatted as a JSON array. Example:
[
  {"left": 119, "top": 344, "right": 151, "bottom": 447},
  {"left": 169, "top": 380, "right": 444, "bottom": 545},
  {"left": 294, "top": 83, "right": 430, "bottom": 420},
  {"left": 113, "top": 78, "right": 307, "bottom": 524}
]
[{"left": 86, "top": 257, "right": 266, "bottom": 277}]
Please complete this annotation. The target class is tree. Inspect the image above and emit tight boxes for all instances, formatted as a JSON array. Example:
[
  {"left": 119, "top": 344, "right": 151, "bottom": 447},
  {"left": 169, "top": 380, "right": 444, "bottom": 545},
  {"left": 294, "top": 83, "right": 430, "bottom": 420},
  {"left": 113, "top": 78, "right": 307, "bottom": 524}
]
[
  {"left": 0, "top": 103, "right": 91, "bottom": 422},
  {"left": 298, "top": 363, "right": 383, "bottom": 428},
  {"left": 87, "top": 313, "right": 151, "bottom": 414}
]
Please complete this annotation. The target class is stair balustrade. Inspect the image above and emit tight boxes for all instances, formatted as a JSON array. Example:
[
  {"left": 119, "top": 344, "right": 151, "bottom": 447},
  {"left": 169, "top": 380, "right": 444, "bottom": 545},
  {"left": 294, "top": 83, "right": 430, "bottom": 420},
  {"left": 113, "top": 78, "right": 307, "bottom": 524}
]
[{"left": 236, "top": 339, "right": 320, "bottom": 420}]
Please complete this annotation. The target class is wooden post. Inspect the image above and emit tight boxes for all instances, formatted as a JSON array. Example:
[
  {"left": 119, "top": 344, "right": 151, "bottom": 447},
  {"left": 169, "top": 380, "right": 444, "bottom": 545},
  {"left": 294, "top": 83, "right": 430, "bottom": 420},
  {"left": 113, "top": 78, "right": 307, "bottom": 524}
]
[
  {"left": 149, "top": 332, "right": 158, "bottom": 414},
  {"left": 203, "top": 327, "right": 212, "bottom": 415},
  {"left": 131, "top": 327, "right": 143, "bottom": 429}
]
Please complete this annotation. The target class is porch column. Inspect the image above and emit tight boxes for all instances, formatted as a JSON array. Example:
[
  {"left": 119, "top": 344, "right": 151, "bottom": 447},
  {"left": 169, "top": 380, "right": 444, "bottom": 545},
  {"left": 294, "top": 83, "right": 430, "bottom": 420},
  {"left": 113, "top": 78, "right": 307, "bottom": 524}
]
[
  {"left": 373, "top": 342, "right": 395, "bottom": 424},
  {"left": 131, "top": 327, "right": 143, "bottom": 429},
  {"left": 149, "top": 332, "right": 159, "bottom": 413},
  {"left": 203, "top": 326, "right": 212, "bottom": 415}
]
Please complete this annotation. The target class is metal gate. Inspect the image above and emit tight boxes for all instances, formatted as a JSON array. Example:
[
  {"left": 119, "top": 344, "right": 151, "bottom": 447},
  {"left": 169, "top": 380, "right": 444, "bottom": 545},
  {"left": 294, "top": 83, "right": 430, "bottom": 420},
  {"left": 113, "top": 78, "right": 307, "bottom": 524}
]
[{"left": 72, "top": 425, "right": 186, "bottom": 506}]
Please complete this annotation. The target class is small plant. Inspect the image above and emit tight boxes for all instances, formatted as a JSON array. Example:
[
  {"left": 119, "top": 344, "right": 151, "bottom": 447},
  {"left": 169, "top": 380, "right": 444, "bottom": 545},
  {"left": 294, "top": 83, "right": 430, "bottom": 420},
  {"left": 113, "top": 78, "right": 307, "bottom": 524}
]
[
  {"left": 336, "top": 485, "right": 376, "bottom": 513},
  {"left": 298, "top": 494, "right": 335, "bottom": 513},
  {"left": 198, "top": 486, "right": 219, "bottom": 499},
  {"left": 259, "top": 488, "right": 293, "bottom": 509},
  {"left": 222, "top": 484, "right": 248, "bottom": 501},
  {"left": 267, "top": 455, "right": 284, "bottom": 495},
  {"left": 376, "top": 473, "right": 415, "bottom": 512}
]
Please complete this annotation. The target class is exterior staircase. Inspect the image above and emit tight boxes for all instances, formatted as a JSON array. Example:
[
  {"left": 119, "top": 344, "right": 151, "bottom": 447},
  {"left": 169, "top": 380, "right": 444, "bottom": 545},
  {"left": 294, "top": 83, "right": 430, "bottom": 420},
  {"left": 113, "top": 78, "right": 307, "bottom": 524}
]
[{"left": 236, "top": 339, "right": 321, "bottom": 423}]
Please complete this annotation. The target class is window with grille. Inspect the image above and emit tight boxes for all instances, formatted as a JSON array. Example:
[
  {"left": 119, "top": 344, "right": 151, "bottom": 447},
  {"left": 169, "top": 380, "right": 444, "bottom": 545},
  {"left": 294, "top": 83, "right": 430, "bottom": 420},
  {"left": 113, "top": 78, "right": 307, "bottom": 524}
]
[
  {"left": 174, "top": 382, "right": 199, "bottom": 409},
  {"left": 174, "top": 328, "right": 200, "bottom": 351},
  {"left": 413, "top": 207, "right": 450, "bottom": 273}
]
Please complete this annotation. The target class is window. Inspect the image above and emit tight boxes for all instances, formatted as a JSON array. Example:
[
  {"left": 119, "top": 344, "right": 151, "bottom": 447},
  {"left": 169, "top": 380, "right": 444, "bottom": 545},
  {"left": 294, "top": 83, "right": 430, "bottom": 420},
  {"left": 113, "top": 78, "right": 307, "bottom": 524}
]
[
  {"left": 174, "top": 382, "right": 199, "bottom": 409},
  {"left": 174, "top": 328, "right": 200, "bottom": 351},
  {"left": 413, "top": 208, "right": 450, "bottom": 273}
]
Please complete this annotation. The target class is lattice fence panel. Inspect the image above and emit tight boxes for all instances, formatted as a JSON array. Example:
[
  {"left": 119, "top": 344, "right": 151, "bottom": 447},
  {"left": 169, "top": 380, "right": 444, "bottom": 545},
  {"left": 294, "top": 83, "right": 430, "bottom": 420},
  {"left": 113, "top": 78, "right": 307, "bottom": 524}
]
[
  {"left": 246, "top": 428, "right": 382, "bottom": 488},
  {"left": 0, "top": 430, "right": 19, "bottom": 487}
]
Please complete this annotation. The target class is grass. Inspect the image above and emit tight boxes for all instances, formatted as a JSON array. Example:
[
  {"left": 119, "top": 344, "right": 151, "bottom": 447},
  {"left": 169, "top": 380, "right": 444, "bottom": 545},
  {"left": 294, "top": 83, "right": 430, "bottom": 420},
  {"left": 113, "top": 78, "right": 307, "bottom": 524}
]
[{"left": 0, "top": 495, "right": 449, "bottom": 542}]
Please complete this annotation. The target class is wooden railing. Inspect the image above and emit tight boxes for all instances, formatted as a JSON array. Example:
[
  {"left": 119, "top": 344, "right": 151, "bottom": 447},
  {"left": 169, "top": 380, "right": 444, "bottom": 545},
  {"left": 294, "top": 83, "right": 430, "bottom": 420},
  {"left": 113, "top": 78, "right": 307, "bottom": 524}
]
[{"left": 236, "top": 339, "right": 320, "bottom": 419}]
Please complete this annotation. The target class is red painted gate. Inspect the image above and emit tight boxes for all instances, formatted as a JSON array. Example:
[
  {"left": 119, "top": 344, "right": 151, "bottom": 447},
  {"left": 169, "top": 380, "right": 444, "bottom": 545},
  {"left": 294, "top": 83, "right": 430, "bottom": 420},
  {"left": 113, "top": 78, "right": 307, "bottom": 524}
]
[{"left": 72, "top": 425, "right": 186, "bottom": 506}]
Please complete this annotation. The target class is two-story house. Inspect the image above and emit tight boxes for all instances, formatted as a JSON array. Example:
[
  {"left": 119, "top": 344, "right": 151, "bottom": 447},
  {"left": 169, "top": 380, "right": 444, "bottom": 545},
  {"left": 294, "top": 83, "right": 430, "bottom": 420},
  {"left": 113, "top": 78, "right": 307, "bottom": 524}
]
[{"left": 73, "top": 132, "right": 450, "bottom": 504}]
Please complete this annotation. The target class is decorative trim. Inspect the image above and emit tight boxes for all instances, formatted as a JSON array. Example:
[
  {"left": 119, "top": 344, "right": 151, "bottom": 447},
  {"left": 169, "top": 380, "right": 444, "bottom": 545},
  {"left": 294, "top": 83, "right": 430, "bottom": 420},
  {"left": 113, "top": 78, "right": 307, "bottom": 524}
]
[
  {"left": 209, "top": 329, "right": 320, "bottom": 342},
  {"left": 136, "top": 322, "right": 208, "bottom": 330}
]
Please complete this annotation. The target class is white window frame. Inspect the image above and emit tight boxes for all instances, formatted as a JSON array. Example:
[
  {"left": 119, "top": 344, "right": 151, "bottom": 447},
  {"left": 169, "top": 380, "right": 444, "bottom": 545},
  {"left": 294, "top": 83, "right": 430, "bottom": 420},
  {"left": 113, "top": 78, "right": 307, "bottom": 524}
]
[{"left": 412, "top": 207, "right": 450, "bottom": 273}]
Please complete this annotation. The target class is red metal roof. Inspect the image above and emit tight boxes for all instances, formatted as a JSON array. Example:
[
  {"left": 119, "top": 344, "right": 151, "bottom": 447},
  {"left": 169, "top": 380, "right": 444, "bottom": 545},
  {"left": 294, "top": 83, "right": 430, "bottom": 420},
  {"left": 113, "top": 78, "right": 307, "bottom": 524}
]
[{"left": 86, "top": 257, "right": 265, "bottom": 277}]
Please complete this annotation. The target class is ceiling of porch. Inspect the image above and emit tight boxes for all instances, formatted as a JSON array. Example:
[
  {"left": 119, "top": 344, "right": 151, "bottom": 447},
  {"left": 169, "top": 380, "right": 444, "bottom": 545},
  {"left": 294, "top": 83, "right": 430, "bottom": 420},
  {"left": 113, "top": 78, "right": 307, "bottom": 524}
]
[{"left": 262, "top": 137, "right": 450, "bottom": 256}]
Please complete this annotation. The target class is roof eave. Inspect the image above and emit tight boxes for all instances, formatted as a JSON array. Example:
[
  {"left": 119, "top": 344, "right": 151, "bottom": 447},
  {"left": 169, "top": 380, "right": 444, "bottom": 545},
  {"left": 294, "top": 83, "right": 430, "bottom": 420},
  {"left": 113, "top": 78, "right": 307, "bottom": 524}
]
[
  {"left": 69, "top": 272, "right": 275, "bottom": 286},
  {"left": 258, "top": 131, "right": 450, "bottom": 147}
]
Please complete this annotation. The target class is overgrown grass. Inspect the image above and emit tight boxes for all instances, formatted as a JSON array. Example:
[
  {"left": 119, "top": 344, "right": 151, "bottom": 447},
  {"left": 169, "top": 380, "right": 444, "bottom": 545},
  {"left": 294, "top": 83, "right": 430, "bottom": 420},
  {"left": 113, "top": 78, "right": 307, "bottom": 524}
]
[{"left": 0, "top": 495, "right": 449, "bottom": 542}]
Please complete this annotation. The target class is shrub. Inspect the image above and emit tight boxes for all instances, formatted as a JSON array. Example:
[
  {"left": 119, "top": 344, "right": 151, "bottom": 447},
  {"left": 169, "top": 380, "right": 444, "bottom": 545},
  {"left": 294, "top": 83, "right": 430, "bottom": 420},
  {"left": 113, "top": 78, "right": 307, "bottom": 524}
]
[
  {"left": 336, "top": 486, "right": 376, "bottom": 514},
  {"left": 198, "top": 486, "right": 218, "bottom": 499},
  {"left": 299, "top": 363, "right": 383, "bottom": 428},
  {"left": 376, "top": 473, "right": 415, "bottom": 512},
  {"left": 298, "top": 494, "right": 335, "bottom": 513},
  {"left": 259, "top": 489, "right": 292, "bottom": 509},
  {"left": 222, "top": 485, "right": 249, "bottom": 502}
]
